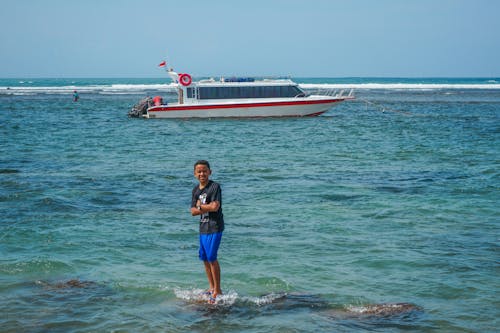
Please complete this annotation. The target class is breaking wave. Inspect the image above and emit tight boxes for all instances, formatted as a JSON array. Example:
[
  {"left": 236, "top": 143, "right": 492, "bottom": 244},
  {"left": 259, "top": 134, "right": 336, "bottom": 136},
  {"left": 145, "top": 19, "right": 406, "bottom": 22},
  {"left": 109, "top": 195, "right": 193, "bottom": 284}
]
[
  {"left": 300, "top": 83, "right": 500, "bottom": 90},
  {"left": 0, "top": 83, "right": 178, "bottom": 96},
  {"left": 1, "top": 80, "right": 499, "bottom": 96}
]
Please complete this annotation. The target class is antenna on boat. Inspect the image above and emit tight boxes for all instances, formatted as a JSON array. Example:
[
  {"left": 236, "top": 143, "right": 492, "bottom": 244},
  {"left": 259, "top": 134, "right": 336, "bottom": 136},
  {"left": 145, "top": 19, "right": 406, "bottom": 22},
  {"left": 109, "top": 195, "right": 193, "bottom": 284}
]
[{"left": 158, "top": 59, "right": 179, "bottom": 83}]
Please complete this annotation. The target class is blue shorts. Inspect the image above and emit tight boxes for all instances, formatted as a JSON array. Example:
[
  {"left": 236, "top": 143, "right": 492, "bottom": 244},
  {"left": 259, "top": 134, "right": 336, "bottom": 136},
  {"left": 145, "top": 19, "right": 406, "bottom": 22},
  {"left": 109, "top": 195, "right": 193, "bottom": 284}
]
[{"left": 199, "top": 232, "right": 222, "bottom": 262}]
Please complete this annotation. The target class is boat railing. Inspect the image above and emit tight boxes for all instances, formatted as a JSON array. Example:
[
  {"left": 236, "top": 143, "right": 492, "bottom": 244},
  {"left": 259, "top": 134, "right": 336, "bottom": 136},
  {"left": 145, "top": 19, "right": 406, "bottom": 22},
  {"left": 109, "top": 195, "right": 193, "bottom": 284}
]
[{"left": 311, "top": 88, "right": 355, "bottom": 99}]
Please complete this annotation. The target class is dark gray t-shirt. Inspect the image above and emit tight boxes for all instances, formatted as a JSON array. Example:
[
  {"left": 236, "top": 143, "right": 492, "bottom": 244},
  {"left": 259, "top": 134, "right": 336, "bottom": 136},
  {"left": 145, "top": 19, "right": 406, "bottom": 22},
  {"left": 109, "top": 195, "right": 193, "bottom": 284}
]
[{"left": 191, "top": 180, "right": 224, "bottom": 234}]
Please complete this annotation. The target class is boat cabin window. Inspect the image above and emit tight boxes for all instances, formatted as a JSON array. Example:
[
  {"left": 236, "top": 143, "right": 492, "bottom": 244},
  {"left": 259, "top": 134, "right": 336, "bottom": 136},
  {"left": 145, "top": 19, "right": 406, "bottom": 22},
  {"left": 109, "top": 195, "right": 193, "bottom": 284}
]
[{"left": 187, "top": 85, "right": 304, "bottom": 100}]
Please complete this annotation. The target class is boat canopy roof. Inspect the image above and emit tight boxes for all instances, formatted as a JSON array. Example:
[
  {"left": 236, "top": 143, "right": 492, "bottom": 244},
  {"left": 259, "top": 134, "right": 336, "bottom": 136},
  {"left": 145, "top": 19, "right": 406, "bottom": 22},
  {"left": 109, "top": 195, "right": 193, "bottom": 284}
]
[
  {"left": 186, "top": 83, "right": 305, "bottom": 100},
  {"left": 195, "top": 78, "right": 297, "bottom": 87}
]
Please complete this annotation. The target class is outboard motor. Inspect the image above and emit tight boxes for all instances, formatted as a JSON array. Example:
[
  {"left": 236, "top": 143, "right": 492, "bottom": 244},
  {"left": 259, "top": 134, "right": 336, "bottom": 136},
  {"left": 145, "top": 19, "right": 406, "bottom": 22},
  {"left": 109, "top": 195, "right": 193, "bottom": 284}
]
[{"left": 128, "top": 97, "right": 153, "bottom": 117}]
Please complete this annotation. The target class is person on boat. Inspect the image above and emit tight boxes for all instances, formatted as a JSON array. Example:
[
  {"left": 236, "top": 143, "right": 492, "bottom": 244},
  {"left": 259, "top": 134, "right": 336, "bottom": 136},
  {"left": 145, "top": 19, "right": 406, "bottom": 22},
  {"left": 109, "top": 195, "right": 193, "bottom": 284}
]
[
  {"left": 153, "top": 95, "right": 162, "bottom": 106},
  {"left": 190, "top": 160, "right": 224, "bottom": 304},
  {"left": 73, "top": 90, "right": 79, "bottom": 102}
]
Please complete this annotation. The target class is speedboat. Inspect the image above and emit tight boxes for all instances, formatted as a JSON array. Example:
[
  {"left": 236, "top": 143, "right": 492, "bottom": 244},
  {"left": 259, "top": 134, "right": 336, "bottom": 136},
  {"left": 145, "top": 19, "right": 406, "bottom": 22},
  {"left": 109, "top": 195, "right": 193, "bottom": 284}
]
[{"left": 129, "top": 70, "right": 354, "bottom": 118}]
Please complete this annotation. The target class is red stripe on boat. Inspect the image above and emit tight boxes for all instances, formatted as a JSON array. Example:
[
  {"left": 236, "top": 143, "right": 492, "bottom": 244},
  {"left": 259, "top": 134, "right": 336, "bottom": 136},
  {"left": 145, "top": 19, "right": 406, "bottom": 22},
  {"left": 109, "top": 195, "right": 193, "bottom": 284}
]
[{"left": 148, "top": 99, "right": 342, "bottom": 112}]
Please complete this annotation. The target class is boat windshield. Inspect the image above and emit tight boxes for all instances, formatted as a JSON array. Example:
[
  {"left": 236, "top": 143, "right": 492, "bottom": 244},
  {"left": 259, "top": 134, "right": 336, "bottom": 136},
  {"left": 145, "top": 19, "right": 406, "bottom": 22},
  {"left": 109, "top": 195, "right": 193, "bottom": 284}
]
[{"left": 187, "top": 85, "right": 306, "bottom": 100}]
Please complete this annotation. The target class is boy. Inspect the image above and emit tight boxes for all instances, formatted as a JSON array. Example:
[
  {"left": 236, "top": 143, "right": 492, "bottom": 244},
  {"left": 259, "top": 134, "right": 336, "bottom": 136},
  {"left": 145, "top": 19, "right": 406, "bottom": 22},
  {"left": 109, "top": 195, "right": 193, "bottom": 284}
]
[{"left": 190, "top": 160, "right": 224, "bottom": 303}]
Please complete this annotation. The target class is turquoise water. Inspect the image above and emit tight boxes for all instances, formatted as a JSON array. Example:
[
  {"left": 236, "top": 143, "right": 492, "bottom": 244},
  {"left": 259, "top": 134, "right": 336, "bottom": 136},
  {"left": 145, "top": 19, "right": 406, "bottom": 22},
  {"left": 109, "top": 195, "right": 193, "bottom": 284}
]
[{"left": 1, "top": 78, "right": 499, "bottom": 332}]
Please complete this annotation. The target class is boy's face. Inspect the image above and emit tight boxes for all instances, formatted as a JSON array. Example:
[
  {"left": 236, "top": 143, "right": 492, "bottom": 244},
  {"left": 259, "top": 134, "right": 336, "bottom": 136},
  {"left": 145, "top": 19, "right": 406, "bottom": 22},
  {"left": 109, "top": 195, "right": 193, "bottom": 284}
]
[{"left": 194, "top": 164, "right": 211, "bottom": 185}]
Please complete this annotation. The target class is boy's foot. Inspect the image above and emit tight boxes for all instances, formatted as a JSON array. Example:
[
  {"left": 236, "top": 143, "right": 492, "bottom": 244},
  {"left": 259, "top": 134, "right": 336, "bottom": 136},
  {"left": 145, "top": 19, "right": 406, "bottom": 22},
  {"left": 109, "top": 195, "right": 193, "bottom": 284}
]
[
  {"left": 208, "top": 290, "right": 222, "bottom": 304},
  {"left": 202, "top": 289, "right": 213, "bottom": 296}
]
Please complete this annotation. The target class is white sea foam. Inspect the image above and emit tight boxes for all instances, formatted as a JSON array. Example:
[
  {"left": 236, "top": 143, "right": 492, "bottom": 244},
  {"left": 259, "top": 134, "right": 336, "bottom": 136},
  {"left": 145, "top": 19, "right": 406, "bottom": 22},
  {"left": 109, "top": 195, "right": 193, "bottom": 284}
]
[
  {"left": 173, "top": 288, "right": 286, "bottom": 307},
  {"left": 0, "top": 83, "right": 177, "bottom": 95},
  {"left": 242, "top": 292, "right": 285, "bottom": 306},
  {"left": 299, "top": 83, "right": 500, "bottom": 90},
  {"left": 346, "top": 303, "right": 418, "bottom": 315},
  {"left": 174, "top": 288, "right": 238, "bottom": 306},
  {"left": 1, "top": 82, "right": 499, "bottom": 96}
]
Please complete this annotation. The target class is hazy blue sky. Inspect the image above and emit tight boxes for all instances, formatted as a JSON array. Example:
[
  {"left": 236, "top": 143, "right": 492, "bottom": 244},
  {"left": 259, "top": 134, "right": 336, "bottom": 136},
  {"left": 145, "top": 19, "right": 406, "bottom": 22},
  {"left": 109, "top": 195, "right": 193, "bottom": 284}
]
[{"left": 0, "top": 0, "right": 498, "bottom": 77}]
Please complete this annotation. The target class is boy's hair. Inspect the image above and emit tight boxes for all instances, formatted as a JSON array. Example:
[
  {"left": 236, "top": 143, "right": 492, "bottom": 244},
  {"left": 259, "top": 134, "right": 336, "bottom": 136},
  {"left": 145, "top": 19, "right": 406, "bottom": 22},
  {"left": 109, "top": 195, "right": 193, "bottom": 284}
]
[{"left": 194, "top": 160, "right": 211, "bottom": 170}]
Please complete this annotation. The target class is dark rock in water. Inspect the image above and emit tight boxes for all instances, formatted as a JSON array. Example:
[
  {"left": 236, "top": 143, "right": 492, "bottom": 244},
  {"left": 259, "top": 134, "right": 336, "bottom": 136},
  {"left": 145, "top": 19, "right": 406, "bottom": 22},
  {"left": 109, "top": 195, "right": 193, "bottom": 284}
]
[
  {"left": 0, "top": 169, "right": 20, "bottom": 174},
  {"left": 37, "top": 279, "right": 97, "bottom": 290},
  {"left": 345, "top": 302, "right": 421, "bottom": 317},
  {"left": 263, "top": 293, "right": 330, "bottom": 310},
  {"left": 251, "top": 293, "right": 422, "bottom": 319},
  {"left": 55, "top": 279, "right": 95, "bottom": 289}
]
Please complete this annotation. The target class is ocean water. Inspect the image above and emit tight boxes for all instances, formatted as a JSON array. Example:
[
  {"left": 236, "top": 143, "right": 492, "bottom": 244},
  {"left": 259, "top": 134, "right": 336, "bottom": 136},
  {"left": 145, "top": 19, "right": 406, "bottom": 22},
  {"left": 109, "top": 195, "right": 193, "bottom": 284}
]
[{"left": 0, "top": 77, "right": 499, "bottom": 332}]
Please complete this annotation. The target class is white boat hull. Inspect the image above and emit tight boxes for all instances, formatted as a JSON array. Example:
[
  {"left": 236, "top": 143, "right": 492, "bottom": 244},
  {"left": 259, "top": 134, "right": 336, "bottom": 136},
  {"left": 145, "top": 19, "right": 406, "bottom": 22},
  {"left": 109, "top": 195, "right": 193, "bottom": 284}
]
[{"left": 145, "top": 97, "right": 350, "bottom": 118}]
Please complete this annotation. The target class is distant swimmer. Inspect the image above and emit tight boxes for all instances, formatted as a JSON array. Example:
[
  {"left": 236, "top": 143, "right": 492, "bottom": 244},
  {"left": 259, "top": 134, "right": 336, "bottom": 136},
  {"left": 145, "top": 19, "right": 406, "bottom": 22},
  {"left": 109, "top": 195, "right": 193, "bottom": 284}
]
[{"left": 73, "top": 90, "right": 79, "bottom": 102}]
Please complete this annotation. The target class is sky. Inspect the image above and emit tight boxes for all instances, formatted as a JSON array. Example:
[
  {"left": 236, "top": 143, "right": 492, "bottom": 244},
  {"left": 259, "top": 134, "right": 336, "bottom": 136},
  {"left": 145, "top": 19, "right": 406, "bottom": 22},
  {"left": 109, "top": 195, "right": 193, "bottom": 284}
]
[{"left": 0, "top": 0, "right": 499, "bottom": 78}]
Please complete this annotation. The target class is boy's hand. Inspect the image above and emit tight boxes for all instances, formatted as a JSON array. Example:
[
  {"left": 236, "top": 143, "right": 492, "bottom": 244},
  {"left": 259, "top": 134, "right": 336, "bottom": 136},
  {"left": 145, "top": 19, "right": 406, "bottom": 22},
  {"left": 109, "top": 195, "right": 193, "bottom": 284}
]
[
  {"left": 191, "top": 204, "right": 202, "bottom": 216},
  {"left": 191, "top": 200, "right": 220, "bottom": 216}
]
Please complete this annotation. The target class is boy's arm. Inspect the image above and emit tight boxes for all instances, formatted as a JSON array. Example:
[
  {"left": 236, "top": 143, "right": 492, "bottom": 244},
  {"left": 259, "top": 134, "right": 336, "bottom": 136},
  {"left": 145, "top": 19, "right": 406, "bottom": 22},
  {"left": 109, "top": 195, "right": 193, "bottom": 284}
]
[
  {"left": 201, "top": 200, "right": 220, "bottom": 212},
  {"left": 190, "top": 200, "right": 220, "bottom": 216},
  {"left": 191, "top": 199, "right": 202, "bottom": 216}
]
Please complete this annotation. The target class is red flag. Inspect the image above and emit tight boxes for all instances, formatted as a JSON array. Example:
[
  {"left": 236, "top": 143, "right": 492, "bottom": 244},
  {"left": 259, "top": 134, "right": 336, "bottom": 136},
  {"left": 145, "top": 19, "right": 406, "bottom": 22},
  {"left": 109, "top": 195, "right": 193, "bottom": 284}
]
[{"left": 158, "top": 61, "right": 166, "bottom": 67}]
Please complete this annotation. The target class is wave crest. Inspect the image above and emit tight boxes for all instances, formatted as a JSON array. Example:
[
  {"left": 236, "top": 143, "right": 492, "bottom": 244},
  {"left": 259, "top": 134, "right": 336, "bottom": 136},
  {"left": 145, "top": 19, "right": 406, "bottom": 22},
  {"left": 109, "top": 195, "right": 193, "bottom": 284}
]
[{"left": 2, "top": 81, "right": 499, "bottom": 96}]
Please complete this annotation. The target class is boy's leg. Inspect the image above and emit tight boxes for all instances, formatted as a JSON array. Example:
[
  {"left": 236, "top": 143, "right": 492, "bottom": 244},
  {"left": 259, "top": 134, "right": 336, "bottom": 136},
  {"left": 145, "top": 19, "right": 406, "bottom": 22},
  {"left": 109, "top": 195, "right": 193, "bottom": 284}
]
[
  {"left": 200, "top": 235, "right": 214, "bottom": 293},
  {"left": 203, "top": 261, "right": 215, "bottom": 292},
  {"left": 200, "top": 232, "right": 222, "bottom": 299},
  {"left": 209, "top": 260, "right": 221, "bottom": 297}
]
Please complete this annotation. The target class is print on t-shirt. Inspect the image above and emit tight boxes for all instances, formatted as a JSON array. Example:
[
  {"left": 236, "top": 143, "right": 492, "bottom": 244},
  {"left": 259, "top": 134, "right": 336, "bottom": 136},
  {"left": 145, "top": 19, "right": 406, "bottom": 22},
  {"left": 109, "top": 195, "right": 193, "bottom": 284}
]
[{"left": 199, "top": 193, "right": 209, "bottom": 223}]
